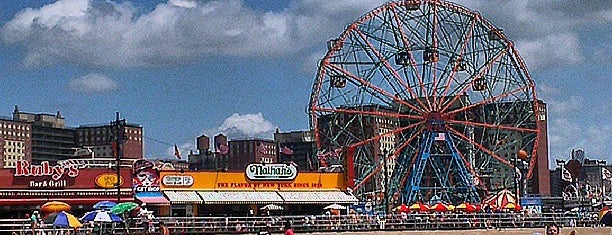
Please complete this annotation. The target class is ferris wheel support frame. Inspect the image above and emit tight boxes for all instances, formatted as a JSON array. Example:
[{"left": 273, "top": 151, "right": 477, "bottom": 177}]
[{"left": 403, "top": 114, "right": 480, "bottom": 204}]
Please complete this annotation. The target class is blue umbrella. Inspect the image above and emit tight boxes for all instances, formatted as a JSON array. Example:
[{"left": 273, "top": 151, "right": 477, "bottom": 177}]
[
  {"left": 93, "top": 201, "right": 117, "bottom": 210},
  {"left": 43, "top": 211, "right": 83, "bottom": 228},
  {"left": 81, "top": 210, "right": 123, "bottom": 222}
]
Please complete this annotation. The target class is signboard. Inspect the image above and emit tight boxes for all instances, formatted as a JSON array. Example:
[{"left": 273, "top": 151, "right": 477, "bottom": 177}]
[
  {"left": 13, "top": 160, "right": 79, "bottom": 188},
  {"left": 132, "top": 159, "right": 160, "bottom": 192},
  {"left": 95, "top": 173, "right": 124, "bottom": 189},
  {"left": 245, "top": 163, "right": 298, "bottom": 181},
  {"left": 162, "top": 175, "right": 194, "bottom": 187},
  {"left": 14, "top": 160, "right": 79, "bottom": 180},
  {"left": 159, "top": 171, "right": 346, "bottom": 190}
]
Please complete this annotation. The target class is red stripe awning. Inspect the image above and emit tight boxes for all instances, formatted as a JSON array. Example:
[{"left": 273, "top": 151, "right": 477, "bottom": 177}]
[
  {"left": 136, "top": 196, "right": 170, "bottom": 205},
  {"left": 0, "top": 197, "right": 134, "bottom": 206}
]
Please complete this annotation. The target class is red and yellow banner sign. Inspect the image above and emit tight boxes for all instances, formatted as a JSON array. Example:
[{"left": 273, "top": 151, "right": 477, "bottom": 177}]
[{"left": 160, "top": 171, "right": 346, "bottom": 191}]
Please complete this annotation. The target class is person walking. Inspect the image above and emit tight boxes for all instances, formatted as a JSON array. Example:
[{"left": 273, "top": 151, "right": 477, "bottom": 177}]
[
  {"left": 283, "top": 220, "right": 294, "bottom": 235},
  {"left": 159, "top": 221, "right": 170, "bottom": 235},
  {"left": 30, "top": 211, "right": 39, "bottom": 235}
]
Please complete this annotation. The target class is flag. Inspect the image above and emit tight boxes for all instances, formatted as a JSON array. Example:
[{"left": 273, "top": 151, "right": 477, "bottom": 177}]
[
  {"left": 603, "top": 168, "right": 612, "bottom": 181},
  {"left": 280, "top": 146, "right": 294, "bottom": 155},
  {"left": 217, "top": 144, "right": 229, "bottom": 155},
  {"left": 561, "top": 166, "right": 572, "bottom": 182},
  {"left": 258, "top": 144, "right": 268, "bottom": 154},
  {"left": 434, "top": 132, "right": 446, "bottom": 141},
  {"left": 174, "top": 145, "right": 181, "bottom": 159}
]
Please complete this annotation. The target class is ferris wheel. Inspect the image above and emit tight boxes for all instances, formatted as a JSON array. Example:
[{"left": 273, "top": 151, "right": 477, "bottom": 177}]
[{"left": 309, "top": 0, "right": 541, "bottom": 205}]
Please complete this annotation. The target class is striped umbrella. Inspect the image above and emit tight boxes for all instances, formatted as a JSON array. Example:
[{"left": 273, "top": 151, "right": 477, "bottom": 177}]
[
  {"left": 409, "top": 202, "right": 429, "bottom": 212},
  {"left": 81, "top": 210, "right": 123, "bottom": 222},
  {"left": 43, "top": 211, "right": 82, "bottom": 228}
]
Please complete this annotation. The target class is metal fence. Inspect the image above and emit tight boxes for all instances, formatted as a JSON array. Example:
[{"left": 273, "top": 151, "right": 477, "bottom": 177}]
[{"left": 0, "top": 212, "right": 601, "bottom": 234}]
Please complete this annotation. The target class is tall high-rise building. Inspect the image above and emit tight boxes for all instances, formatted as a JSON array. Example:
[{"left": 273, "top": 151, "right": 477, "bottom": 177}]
[
  {"left": 11, "top": 106, "right": 74, "bottom": 165},
  {"left": 0, "top": 116, "right": 32, "bottom": 168}
]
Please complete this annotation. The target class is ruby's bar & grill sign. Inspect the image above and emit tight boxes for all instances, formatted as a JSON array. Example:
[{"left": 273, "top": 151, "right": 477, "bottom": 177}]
[{"left": 13, "top": 160, "right": 79, "bottom": 188}]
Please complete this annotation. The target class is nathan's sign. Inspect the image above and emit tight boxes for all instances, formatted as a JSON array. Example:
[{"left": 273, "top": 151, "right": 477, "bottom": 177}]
[
  {"left": 246, "top": 163, "right": 298, "bottom": 181},
  {"left": 162, "top": 175, "right": 194, "bottom": 187},
  {"left": 14, "top": 160, "right": 79, "bottom": 188}
]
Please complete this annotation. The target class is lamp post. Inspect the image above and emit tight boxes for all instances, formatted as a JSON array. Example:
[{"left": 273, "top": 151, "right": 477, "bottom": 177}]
[{"left": 111, "top": 112, "right": 126, "bottom": 202}]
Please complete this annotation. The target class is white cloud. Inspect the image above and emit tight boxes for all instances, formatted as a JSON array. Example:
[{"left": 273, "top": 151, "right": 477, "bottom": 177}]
[
  {"left": 0, "top": 0, "right": 382, "bottom": 68},
  {"left": 66, "top": 73, "right": 119, "bottom": 94},
  {"left": 217, "top": 113, "right": 276, "bottom": 139},
  {"left": 169, "top": 0, "right": 196, "bottom": 9},
  {"left": 516, "top": 33, "right": 583, "bottom": 70}
]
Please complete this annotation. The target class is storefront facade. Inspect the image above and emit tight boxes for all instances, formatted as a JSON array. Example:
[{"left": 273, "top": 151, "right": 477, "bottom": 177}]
[
  {"left": 159, "top": 163, "right": 357, "bottom": 216},
  {"left": 0, "top": 160, "right": 133, "bottom": 218}
]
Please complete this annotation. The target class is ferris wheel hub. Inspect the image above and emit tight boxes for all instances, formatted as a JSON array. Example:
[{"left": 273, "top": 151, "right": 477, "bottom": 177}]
[{"left": 425, "top": 112, "right": 447, "bottom": 131}]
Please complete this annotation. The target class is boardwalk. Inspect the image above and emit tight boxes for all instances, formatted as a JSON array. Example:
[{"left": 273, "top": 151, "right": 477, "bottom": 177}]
[{"left": 307, "top": 227, "right": 610, "bottom": 235}]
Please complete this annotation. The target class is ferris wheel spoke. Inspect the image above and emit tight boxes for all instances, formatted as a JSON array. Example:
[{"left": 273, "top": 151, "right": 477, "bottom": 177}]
[
  {"left": 388, "top": 6, "right": 433, "bottom": 110},
  {"left": 347, "top": 121, "right": 425, "bottom": 149},
  {"left": 448, "top": 119, "right": 537, "bottom": 133},
  {"left": 451, "top": 144, "right": 485, "bottom": 190},
  {"left": 437, "top": 16, "right": 476, "bottom": 109},
  {"left": 351, "top": 28, "right": 430, "bottom": 112},
  {"left": 446, "top": 126, "right": 514, "bottom": 169},
  {"left": 314, "top": 107, "right": 423, "bottom": 121},
  {"left": 326, "top": 63, "right": 426, "bottom": 114},
  {"left": 440, "top": 47, "right": 507, "bottom": 113},
  {"left": 389, "top": 6, "right": 429, "bottom": 106},
  {"left": 354, "top": 125, "right": 424, "bottom": 191},
  {"left": 446, "top": 85, "right": 530, "bottom": 116}
]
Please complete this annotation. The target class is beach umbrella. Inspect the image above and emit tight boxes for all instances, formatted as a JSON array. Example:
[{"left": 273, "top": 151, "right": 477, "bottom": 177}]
[
  {"left": 260, "top": 204, "right": 284, "bottom": 211},
  {"left": 483, "top": 189, "right": 517, "bottom": 209},
  {"left": 392, "top": 204, "right": 409, "bottom": 213},
  {"left": 447, "top": 204, "right": 455, "bottom": 211},
  {"left": 502, "top": 202, "right": 522, "bottom": 211},
  {"left": 111, "top": 202, "right": 139, "bottom": 215},
  {"left": 41, "top": 201, "right": 71, "bottom": 214},
  {"left": 81, "top": 210, "right": 123, "bottom": 223},
  {"left": 430, "top": 202, "right": 448, "bottom": 212},
  {"left": 456, "top": 202, "right": 478, "bottom": 213},
  {"left": 600, "top": 208, "right": 612, "bottom": 226},
  {"left": 324, "top": 203, "right": 346, "bottom": 210},
  {"left": 43, "top": 211, "right": 82, "bottom": 228},
  {"left": 409, "top": 202, "right": 429, "bottom": 212},
  {"left": 93, "top": 201, "right": 117, "bottom": 210}
]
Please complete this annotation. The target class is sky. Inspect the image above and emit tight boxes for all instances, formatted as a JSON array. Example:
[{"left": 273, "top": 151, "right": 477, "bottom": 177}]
[{"left": 0, "top": 0, "right": 609, "bottom": 168}]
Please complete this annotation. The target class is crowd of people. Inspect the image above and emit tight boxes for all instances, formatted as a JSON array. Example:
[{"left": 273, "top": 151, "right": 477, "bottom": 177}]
[{"left": 8, "top": 208, "right": 601, "bottom": 235}]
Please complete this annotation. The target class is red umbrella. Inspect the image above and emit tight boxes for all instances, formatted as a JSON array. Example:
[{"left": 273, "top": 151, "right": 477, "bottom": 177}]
[
  {"left": 483, "top": 189, "right": 517, "bottom": 209},
  {"left": 409, "top": 202, "right": 429, "bottom": 212},
  {"left": 430, "top": 202, "right": 448, "bottom": 212}
]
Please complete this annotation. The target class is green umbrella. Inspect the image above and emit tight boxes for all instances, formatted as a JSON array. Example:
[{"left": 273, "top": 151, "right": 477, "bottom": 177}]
[{"left": 111, "top": 202, "right": 139, "bottom": 215}]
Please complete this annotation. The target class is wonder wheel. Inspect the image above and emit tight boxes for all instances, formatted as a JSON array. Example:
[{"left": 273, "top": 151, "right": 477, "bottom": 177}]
[{"left": 309, "top": 0, "right": 541, "bottom": 207}]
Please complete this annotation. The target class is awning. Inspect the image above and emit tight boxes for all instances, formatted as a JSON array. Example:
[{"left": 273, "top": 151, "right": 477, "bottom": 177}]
[
  {"left": 279, "top": 191, "right": 358, "bottom": 204},
  {"left": 164, "top": 191, "right": 203, "bottom": 204},
  {"left": 135, "top": 192, "right": 170, "bottom": 206},
  {"left": 0, "top": 197, "right": 133, "bottom": 206},
  {"left": 197, "top": 191, "right": 284, "bottom": 204}
]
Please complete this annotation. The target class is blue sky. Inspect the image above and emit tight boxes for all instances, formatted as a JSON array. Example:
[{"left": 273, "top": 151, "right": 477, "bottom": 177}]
[{"left": 0, "top": 0, "right": 610, "bottom": 167}]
